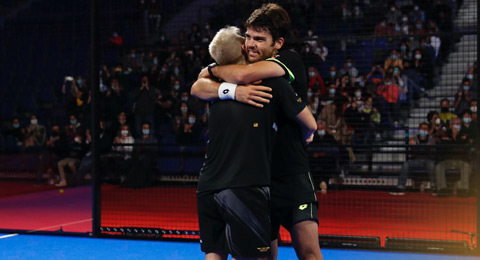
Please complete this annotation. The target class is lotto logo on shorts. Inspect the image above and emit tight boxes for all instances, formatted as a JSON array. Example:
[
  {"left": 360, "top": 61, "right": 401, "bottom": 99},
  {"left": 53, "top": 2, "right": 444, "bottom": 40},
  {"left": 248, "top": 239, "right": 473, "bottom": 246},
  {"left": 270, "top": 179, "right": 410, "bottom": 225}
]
[
  {"left": 257, "top": 247, "right": 270, "bottom": 253},
  {"left": 299, "top": 204, "right": 308, "bottom": 210}
]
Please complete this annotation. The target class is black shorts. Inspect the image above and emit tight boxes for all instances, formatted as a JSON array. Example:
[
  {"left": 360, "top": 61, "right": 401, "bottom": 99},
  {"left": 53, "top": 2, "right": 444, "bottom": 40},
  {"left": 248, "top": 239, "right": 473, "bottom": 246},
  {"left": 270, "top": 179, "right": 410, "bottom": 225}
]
[
  {"left": 197, "top": 186, "right": 271, "bottom": 258},
  {"left": 271, "top": 202, "right": 319, "bottom": 240},
  {"left": 270, "top": 172, "right": 318, "bottom": 240},
  {"left": 271, "top": 172, "right": 317, "bottom": 208}
]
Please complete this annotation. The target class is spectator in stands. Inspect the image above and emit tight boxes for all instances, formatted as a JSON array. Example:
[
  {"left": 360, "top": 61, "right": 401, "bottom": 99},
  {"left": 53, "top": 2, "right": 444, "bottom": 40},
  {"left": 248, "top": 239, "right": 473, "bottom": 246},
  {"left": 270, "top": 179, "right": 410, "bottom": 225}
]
[
  {"left": 339, "top": 58, "right": 358, "bottom": 78},
  {"left": 400, "top": 14, "right": 410, "bottom": 35},
  {"left": 74, "top": 121, "right": 113, "bottom": 186},
  {"left": 325, "top": 66, "right": 338, "bottom": 86},
  {"left": 176, "top": 113, "right": 202, "bottom": 145},
  {"left": 409, "top": 4, "right": 425, "bottom": 23},
  {"left": 412, "top": 20, "right": 426, "bottom": 35},
  {"left": 454, "top": 78, "right": 475, "bottom": 115},
  {"left": 307, "top": 66, "right": 326, "bottom": 96},
  {"left": 376, "top": 74, "right": 400, "bottom": 127},
  {"left": 391, "top": 122, "right": 436, "bottom": 195},
  {"left": 2, "top": 117, "right": 24, "bottom": 151},
  {"left": 320, "top": 83, "right": 338, "bottom": 106},
  {"left": 386, "top": 3, "right": 402, "bottom": 25},
  {"left": 427, "top": 110, "right": 445, "bottom": 142},
  {"left": 101, "top": 78, "right": 126, "bottom": 124},
  {"left": 319, "top": 102, "right": 353, "bottom": 162},
  {"left": 435, "top": 117, "right": 472, "bottom": 197},
  {"left": 439, "top": 98, "right": 457, "bottom": 125},
  {"left": 398, "top": 41, "right": 411, "bottom": 61},
  {"left": 361, "top": 97, "right": 382, "bottom": 141},
  {"left": 384, "top": 49, "right": 403, "bottom": 70},
  {"left": 109, "top": 31, "right": 123, "bottom": 47},
  {"left": 132, "top": 76, "right": 157, "bottom": 137},
  {"left": 459, "top": 110, "right": 479, "bottom": 144},
  {"left": 314, "top": 40, "right": 328, "bottom": 62},
  {"left": 23, "top": 114, "right": 46, "bottom": 150},
  {"left": 306, "top": 88, "right": 321, "bottom": 118},
  {"left": 109, "top": 124, "right": 135, "bottom": 183},
  {"left": 366, "top": 64, "right": 384, "bottom": 89},
  {"left": 470, "top": 99, "right": 478, "bottom": 124},
  {"left": 42, "top": 124, "right": 68, "bottom": 184},
  {"left": 131, "top": 121, "right": 158, "bottom": 186},
  {"left": 65, "top": 114, "right": 82, "bottom": 139},
  {"left": 374, "top": 18, "right": 390, "bottom": 36},
  {"left": 56, "top": 132, "right": 88, "bottom": 187}
]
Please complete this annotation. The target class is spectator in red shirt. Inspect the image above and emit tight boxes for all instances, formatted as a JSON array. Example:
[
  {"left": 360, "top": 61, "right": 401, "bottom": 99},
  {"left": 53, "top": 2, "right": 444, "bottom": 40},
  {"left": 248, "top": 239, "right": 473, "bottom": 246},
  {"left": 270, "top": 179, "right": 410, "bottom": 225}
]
[{"left": 377, "top": 75, "right": 400, "bottom": 127}]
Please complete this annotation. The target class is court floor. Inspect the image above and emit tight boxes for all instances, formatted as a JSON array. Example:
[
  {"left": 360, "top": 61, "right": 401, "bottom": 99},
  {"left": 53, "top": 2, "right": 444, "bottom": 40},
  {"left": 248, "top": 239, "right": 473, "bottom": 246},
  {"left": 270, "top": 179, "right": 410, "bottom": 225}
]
[{"left": 1, "top": 233, "right": 479, "bottom": 260}]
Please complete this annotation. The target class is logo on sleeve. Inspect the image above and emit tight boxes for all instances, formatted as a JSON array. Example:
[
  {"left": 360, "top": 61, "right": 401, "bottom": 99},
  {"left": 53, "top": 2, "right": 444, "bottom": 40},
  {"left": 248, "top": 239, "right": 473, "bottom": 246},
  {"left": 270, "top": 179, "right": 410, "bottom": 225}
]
[
  {"left": 223, "top": 89, "right": 229, "bottom": 94},
  {"left": 299, "top": 204, "right": 308, "bottom": 210}
]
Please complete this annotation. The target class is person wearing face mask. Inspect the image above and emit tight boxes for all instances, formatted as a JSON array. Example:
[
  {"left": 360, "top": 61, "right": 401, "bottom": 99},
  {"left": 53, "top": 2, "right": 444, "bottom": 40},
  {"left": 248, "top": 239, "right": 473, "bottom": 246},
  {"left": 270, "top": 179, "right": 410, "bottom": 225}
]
[
  {"left": 23, "top": 115, "right": 46, "bottom": 149},
  {"left": 386, "top": 4, "right": 401, "bottom": 25},
  {"left": 435, "top": 118, "right": 473, "bottom": 197},
  {"left": 126, "top": 122, "right": 158, "bottom": 188},
  {"left": 426, "top": 110, "right": 445, "bottom": 142},
  {"left": 132, "top": 76, "right": 157, "bottom": 137},
  {"left": 469, "top": 99, "right": 478, "bottom": 123},
  {"left": 176, "top": 113, "right": 202, "bottom": 145},
  {"left": 307, "top": 66, "right": 326, "bottom": 96},
  {"left": 454, "top": 79, "right": 475, "bottom": 115},
  {"left": 377, "top": 75, "right": 400, "bottom": 127},
  {"left": 2, "top": 117, "right": 25, "bottom": 151},
  {"left": 55, "top": 132, "right": 88, "bottom": 187},
  {"left": 439, "top": 98, "right": 457, "bottom": 125},
  {"left": 339, "top": 58, "right": 358, "bottom": 78},
  {"left": 103, "top": 125, "right": 135, "bottom": 184},
  {"left": 459, "top": 111, "right": 479, "bottom": 144},
  {"left": 390, "top": 122, "right": 436, "bottom": 195},
  {"left": 374, "top": 18, "right": 389, "bottom": 36},
  {"left": 384, "top": 49, "right": 403, "bottom": 71},
  {"left": 325, "top": 66, "right": 338, "bottom": 86}
]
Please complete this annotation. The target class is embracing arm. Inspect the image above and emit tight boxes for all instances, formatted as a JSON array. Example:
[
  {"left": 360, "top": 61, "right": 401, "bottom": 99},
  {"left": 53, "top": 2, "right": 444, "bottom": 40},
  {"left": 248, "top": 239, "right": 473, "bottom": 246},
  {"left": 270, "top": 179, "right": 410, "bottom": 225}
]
[
  {"left": 295, "top": 107, "right": 317, "bottom": 144},
  {"left": 201, "top": 60, "right": 285, "bottom": 84},
  {"left": 191, "top": 78, "right": 273, "bottom": 108}
]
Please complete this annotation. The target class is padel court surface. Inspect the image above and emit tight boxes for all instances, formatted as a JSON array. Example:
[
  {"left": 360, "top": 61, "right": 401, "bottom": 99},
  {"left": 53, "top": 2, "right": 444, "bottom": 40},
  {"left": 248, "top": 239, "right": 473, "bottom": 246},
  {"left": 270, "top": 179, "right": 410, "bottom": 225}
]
[{"left": 0, "top": 181, "right": 478, "bottom": 259}]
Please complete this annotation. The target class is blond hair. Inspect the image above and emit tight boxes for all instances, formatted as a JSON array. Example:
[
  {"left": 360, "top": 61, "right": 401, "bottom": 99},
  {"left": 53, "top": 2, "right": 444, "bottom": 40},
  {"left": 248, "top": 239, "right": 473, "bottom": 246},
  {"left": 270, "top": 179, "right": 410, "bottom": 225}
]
[{"left": 209, "top": 26, "right": 246, "bottom": 65}]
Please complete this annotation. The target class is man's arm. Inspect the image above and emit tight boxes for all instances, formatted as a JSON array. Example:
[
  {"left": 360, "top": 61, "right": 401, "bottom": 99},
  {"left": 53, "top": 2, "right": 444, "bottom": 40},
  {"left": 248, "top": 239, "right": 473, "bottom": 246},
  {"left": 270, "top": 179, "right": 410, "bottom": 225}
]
[
  {"left": 295, "top": 107, "right": 317, "bottom": 144},
  {"left": 199, "top": 61, "right": 285, "bottom": 84},
  {"left": 191, "top": 78, "right": 273, "bottom": 108}
]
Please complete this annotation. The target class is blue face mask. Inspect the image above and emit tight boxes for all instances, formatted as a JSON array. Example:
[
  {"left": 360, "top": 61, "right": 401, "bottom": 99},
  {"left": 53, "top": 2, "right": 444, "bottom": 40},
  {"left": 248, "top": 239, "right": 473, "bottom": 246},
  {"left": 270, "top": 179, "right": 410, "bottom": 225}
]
[
  {"left": 317, "top": 130, "right": 325, "bottom": 136},
  {"left": 330, "top": 71, "right": 336, "bottom": 77},
  {"left": 391, "top": 55, "right": 397, "bottom": 60},
  {"left": 329, "top": 89, "right": 336, "bottom": 95},
  {"left": 463, "top": 118, "right": 472, "bottom": 124},
  {"left": 188, "top": 118, "right": 196, "bottom": 124},
  {"left": 142, "top": 129, "right": 150, "bottom": 135},
  {"left": 466, "top": 74, "right": 473, "bottom": 80},
  {"left": 100, "top": 85, "right": 107, "bottom": 92},
  {"left": 400, "top": 46, "right": 407, "bottom": 52},
  {"left": 13, "top": 123, "right": 19, "bottom": 129},
  {"left": 463, "top": 86, "right": 470, "bottom": 91},
  {"left": 70, "top": 120, "right": 77, "bottom": 125},
  {"left": 77, "top": 79, "right": 83, "bottom": 85},
  {"left": 419, "top": 130, "right": 428, "bottom": 137}
]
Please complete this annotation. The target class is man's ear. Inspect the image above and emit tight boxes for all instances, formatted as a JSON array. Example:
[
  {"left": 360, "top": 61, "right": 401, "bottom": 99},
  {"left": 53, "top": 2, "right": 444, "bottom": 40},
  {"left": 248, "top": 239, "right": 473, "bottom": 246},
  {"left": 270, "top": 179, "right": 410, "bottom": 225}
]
[{"left": 274, "top": 37, "right": 285, "bottom": 50}]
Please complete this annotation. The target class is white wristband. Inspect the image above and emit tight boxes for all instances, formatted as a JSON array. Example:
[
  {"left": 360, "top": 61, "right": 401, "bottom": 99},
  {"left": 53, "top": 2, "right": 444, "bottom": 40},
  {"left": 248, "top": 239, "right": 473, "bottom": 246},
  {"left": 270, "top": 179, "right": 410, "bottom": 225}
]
[{"left": 218, "top": 82, "right": 237, "bottom": 100}]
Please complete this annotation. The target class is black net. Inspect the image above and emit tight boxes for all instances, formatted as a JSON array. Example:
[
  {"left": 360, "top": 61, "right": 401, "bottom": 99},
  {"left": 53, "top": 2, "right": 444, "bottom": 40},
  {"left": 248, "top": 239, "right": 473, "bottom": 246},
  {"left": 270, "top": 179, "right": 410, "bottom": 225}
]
[{"left": 0, "top": 0, "right": 478, "bottom": 254}]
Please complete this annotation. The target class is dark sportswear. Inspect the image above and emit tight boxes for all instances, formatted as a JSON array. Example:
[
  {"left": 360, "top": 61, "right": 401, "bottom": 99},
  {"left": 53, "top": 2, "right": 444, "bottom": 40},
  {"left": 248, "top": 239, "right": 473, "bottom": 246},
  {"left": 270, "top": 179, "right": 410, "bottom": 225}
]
[
  {"left": 267, "top": 49, "right": 317, "bottom": 206},
  {"left": 197, "top": 76, "right": 305, "bottom": 193},
  {"left": 197, "top": 186, "right": 271, "bottom": 257}
]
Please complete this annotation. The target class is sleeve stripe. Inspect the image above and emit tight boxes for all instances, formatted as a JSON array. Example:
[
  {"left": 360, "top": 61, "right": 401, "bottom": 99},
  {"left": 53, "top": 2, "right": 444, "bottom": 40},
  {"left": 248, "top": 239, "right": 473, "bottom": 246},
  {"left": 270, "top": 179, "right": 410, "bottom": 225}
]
[{"left": 266, "top": 57, "right": 295, "bottom": 83}]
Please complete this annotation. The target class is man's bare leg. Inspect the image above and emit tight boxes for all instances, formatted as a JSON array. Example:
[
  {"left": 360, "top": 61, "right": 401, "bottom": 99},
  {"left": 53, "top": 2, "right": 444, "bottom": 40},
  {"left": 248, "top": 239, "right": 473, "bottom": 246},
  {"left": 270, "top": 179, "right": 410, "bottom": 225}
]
[
  {"left": 268, "top": 239, "right": 279, "bottom": 260},
  {"left": 206, "top": 252, "right": 228, "bottom": 260},
  {"left": 290, "top": 221, "right": 323, "bottom": 260}
]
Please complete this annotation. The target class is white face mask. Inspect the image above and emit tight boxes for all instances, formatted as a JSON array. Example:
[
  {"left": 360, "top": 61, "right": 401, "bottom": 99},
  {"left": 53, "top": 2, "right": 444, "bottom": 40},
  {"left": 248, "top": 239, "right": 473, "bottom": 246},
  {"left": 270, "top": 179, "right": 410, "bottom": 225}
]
[
  {"left": 470, "top": 106, "right": 477, "bottom": 113},
  {"left": 31, "top": 119, "right": 38, "bottom": 125},
  {"left": 317, "top": 130, "right": 325, "bottom": 136},
  {"left": 121, "top": 130, "right": 128, "bottom": 136},
  {"left": 435, "top": 118, "right": 441, "bottom": 125},
  {"left": 309, "top": 71, "right": 316, "bottom": 78},
  {"left": 74, "top": 137, "right": 81, "bottom": 143},
  {"left": 415, "top": 54, "right": 422, "bottom": 60}
]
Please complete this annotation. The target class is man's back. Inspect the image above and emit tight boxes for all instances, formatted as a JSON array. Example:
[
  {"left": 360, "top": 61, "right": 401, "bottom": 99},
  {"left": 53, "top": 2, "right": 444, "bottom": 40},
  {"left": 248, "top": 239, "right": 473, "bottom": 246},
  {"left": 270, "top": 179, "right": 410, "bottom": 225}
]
[{"left": 198, "top": 77, "right": 305, "bottom": 193}]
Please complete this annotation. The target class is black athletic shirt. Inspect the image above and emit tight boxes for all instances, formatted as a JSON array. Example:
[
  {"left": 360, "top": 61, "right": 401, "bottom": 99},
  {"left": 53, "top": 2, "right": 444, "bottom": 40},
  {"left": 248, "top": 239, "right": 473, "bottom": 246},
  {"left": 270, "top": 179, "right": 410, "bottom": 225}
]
[
  {"left": 197, "top": 77, "right": 306, "bottom": 193},
  {"left": 267, "top": 49, "right": 310, "bottom": 177}
]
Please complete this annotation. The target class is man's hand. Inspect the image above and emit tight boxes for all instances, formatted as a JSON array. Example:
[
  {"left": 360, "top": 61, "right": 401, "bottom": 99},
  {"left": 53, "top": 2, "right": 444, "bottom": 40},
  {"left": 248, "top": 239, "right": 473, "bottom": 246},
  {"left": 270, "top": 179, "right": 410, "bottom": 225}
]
[
  {"left": 235, "top": 84, "right": 272, "bottom": 108},
  {"left": 305, "top": 133, "right": 314, "bottom": 144},
  {"left": 198, "top": 67, "right": 210, "bottom": 79}
]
